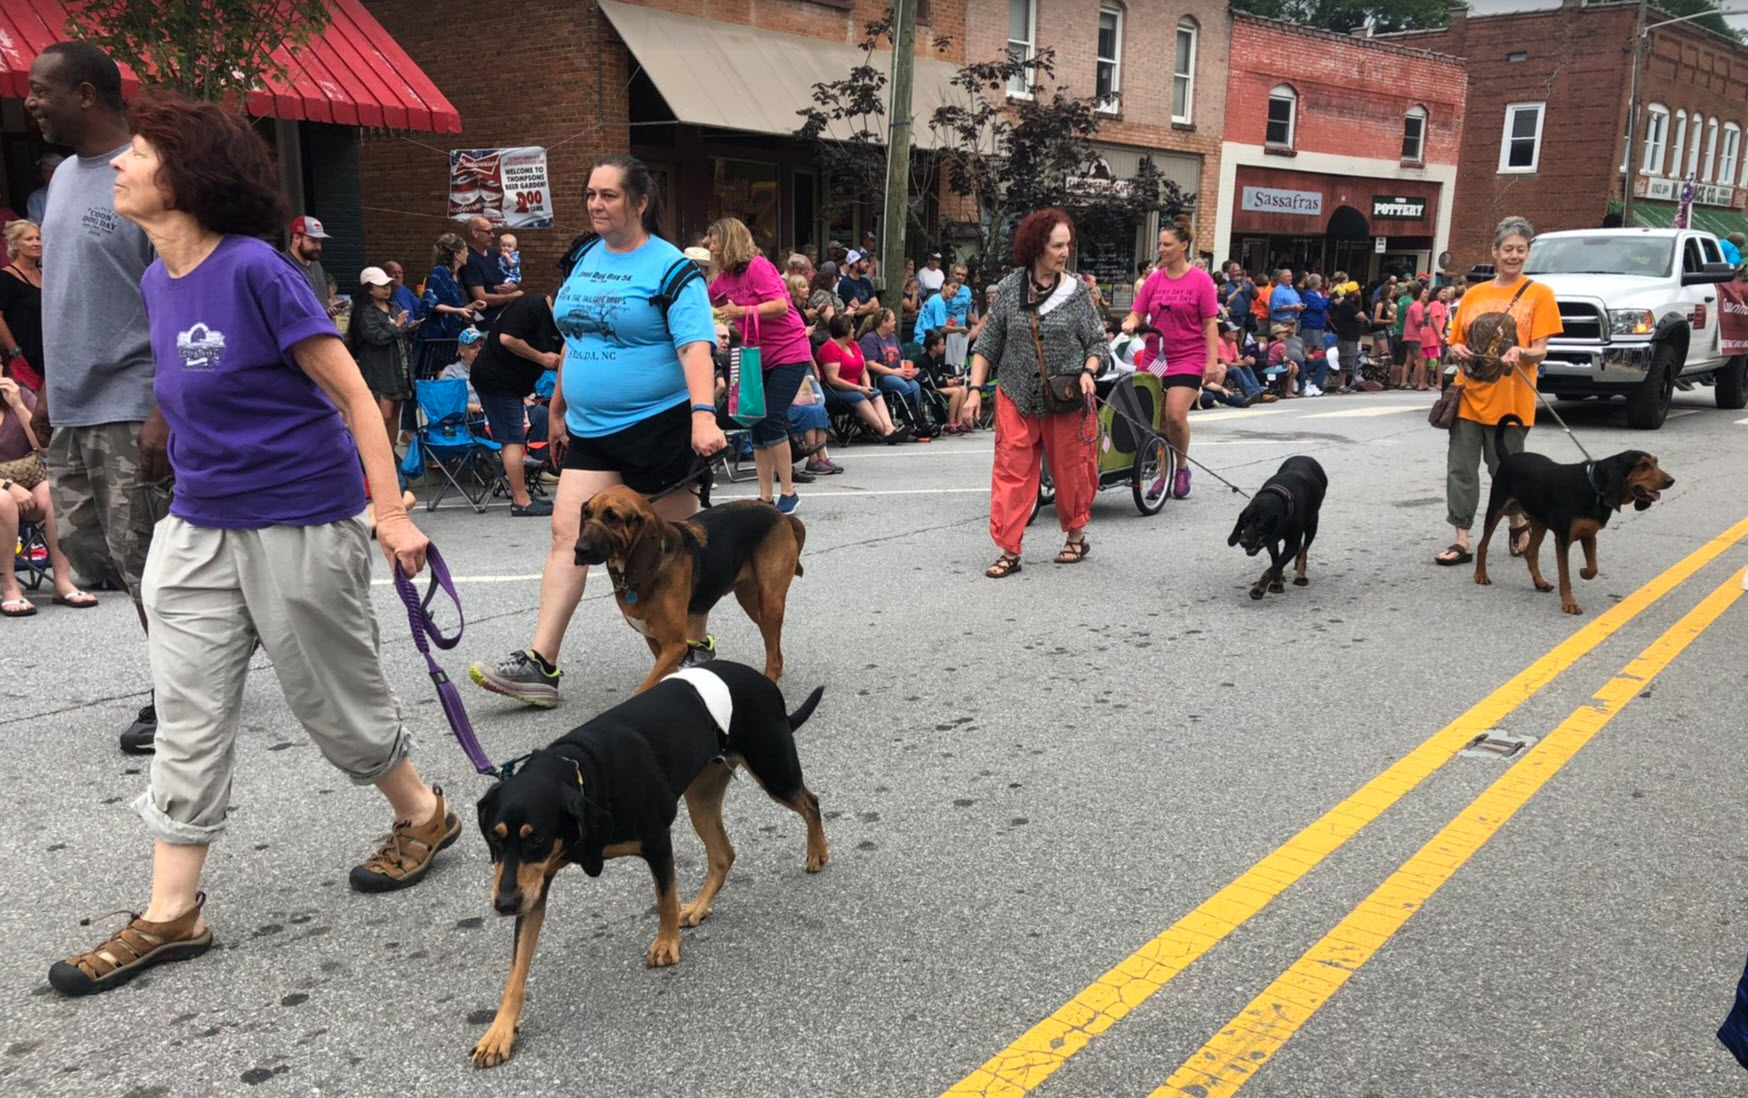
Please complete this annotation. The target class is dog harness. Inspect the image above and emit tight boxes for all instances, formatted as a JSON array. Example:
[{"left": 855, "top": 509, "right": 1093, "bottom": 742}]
[
  {"left": 1262, "top": 483, "right": 1296, "bottom": 518},
  {"left": 664, "top": 668, "right": 734, "bottom": 746}
]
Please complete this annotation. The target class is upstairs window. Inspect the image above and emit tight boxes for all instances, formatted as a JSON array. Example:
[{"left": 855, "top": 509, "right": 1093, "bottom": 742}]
[
  {"left": 1172, "top": 19, "right": 1197, "bottom": 124},
  {"left": 1095, "top": 5, "right": 1123, "bottom": 113},
  {"left": 1266, "top": 85, "right": 1296, "bottom": 148},
  {"left": 1402, "top": 105, "right": 1427, "bottom": 162},
  {"left": 1640, "top": 104, "right": 1669, "bottom": 175},
  {"left": 1007, "top": 0, "right": 1035, "bottom": 98},
  {"left": 1498, "top": 102, "right": 1544, "bottom": 173},
  {"left": 1720, "top": 123, "right": 1740, "bottom": 186}
]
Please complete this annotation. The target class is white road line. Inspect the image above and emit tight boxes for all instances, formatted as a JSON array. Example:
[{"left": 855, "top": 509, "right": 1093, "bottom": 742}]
[
  {"left": 1194, "top": 407, "right": 1296, "bottom": 422},
  {"left": 372, "top": 570, "right": 592, "bottom": 586},
  {"left": 714, "top": 486, "right": 988, "bottom": 499},
  {"left": 1737, "top": 415, "right": 1748, "bottom": 425},
  {"left": 1304, "top": 406, "right": 1423, "bottom": 419}
]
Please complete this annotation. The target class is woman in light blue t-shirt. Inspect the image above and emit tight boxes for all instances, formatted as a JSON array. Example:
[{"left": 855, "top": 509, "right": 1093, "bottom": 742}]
[{"left": 468, "top": 155, "right": 728, "bottom": 709}]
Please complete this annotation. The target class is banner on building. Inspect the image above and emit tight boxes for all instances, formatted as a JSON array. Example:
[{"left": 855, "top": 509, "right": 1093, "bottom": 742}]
[
  {"left": 449, "top": 146, "right": 553, "bottom": 229},
  {"left": 1717, "top": 281, "right": 1748, "bottom": 356},
  {"left": 1240, "top": 187, "right": 1322, "bottom": 216}
]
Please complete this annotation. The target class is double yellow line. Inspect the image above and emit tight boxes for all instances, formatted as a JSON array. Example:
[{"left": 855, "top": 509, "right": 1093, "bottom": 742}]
[{"left": 942, "top": 516, "right": 1748, "bottom": 1098}]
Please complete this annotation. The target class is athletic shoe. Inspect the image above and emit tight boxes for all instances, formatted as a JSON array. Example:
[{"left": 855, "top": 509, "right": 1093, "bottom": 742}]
[
  {"left": 818, "top": 459, "right": 846, "bottom": 475},
  {"left": 1146, "top": 476, "right": 1168, "bottom": 502},
  {"left": 120, "top": 699, "right": 156, "bottom": 755},
  {"left": 680, "top": 636, "right": 717, "bottom": 668},
  {"left": 790, "top": 469, "right": 817, "bottom": 484},
  {"left": 510, "top": 497, "right": 553, "bottom": 517},
  {"left": 804, "top": 459, "right": 834, "bottom": 474},
  {"left": 1172, "top": 468, "right": 1192, "bottom": 499},
  {"left": 468, "top": 649, "right": 561, "bottom": 708},
  {"left": 777, "top": 492, "right": 801, "bottom": 515},
  {"left": 1304, "top": 384, "right": 1323, "bottom": 397}
]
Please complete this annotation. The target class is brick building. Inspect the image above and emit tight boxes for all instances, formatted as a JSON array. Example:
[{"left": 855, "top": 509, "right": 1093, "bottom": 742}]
[
  {"left": 1400, "top": 0, "right": 1748, "bottom": 270},
  {"left": 1214, "top": 13, "right": 1466, "bottom": 282},
  {"left": 962, "top": 0, "right": 1230, "bottom": 294},
  {"left": 360, "top": 0, "right": 1228, "bottom": 297}
]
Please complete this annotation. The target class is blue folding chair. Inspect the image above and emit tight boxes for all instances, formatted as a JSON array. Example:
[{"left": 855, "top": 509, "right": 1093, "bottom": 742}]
[
  {"left": 411, "top": 377, "right": 501, "bottom": 513},
  {"left": 13, "top": 520, "right": 50, "bottom": 591}
]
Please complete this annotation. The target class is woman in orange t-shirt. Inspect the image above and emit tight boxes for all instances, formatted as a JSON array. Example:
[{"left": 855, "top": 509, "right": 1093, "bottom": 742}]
[{"left": 1433, "top": 216, "right": 1563, "bottom": 567}]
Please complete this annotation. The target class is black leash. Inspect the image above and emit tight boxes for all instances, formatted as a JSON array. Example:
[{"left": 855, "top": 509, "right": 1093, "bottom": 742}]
[
  {"left": 1087, "top": 383, "right": 1254, "bottom": 500},
  {"left": 1513, "top": 365, "right": 1595, "bottom": 462}
]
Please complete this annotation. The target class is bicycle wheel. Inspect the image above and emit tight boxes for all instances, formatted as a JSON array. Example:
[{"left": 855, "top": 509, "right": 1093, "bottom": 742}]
[{"left": 1133, "top": 435, "right": 1172, "bottom": 515}]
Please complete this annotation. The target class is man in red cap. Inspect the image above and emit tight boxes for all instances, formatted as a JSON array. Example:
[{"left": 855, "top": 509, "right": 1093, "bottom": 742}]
[{"left": 287, "top": 215, "right": 336, "bottom": 320}]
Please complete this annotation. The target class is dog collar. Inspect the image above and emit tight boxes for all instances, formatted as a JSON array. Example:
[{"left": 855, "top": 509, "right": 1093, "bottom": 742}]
[
  {"left": 607, "top": 567, "right": 641, "bottom": 605},
  {"left": 1262, "top": 483, "right": 1296, "bottom": 518},
  {"left": 1584, "top": 462, "right": 1611, "bottom": 509}
]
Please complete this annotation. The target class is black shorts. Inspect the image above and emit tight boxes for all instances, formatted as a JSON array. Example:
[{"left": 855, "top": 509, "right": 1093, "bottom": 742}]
[
  {"left": 1160, "top": 372, "right": 1203, "bottom": 391},
  {"left": 561, "top": 400, "right": 700, "bottom": 495}
]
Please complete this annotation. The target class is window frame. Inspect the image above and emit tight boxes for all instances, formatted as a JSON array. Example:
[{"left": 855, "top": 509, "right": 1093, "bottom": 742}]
[
  {"left": 1671, "top": 109, "right": 1688, "bottom": 176},
  {"left": 1401, "top": 104, "right": 1428, "bottom": 163},
  {"left": 1641, "top": 104, "right": 1669, "bottom": 175},
  {"left": 1172, "top": 18, "right": 1198, "bottom": 125},
  {"left": 1266, "top": 84, "right": 1297, "bottom": 150},
  {"left": 1095, "top": 3, "right": 1123, "bottom": 115},
  {"left": 1721, "top": 123, "right": 1741, "bottom": 187},
  {"left": 1006, "top": 0, "right": 1036, "bottom": 100},
  {"left": 1687, "top": 113, "right": 1704, "bottom": 178},
  {"left": 1497, "top": 101, "right": 1545, "bottom": 174},
  {"left": 1704, "top": 116, "right": 1720, "bottom": 182}
]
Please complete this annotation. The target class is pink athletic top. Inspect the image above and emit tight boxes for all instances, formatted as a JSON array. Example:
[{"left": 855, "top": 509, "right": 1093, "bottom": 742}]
[
  {"left": 709, "top": 255, "right": 813, "bottom": 367},
  {"left": 1133, "top": 265, "right": 1218, "bottom": 378},
  {"left": 817, "top": 338, "right": 866, "bottom": 386}
]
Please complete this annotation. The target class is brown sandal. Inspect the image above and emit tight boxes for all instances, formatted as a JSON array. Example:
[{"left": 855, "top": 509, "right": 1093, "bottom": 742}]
[
  {"left": 48, "top": 892, "right": 213, "bottom": 996},
  {"left": 985, "top": 554, "right": 1022, "bottom": 579},
  {"left": 1054, "top": 538, "right": 1091, "bottom": 564}
]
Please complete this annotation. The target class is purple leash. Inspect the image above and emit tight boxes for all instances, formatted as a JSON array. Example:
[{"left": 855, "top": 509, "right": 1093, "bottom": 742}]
[{"left": 393, "top": 545, "right": 506, "bottom": 778}]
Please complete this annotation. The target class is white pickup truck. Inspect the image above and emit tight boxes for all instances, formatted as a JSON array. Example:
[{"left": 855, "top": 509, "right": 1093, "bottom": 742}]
[{"left": 1521, "top": 227, "right": 1748, "bottom": 429}]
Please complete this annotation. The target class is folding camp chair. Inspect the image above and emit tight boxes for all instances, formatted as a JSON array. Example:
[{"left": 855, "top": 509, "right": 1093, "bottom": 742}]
[
  {"left": 13, "top": 520, "right": 50, "bottom": 591},
  {"left": 411, "top": 377, "right": 502, "bottom": 513}
]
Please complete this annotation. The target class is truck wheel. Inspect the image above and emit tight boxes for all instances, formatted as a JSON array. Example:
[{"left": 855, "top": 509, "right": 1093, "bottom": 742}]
[
  {"left": 1716, "top": 356, "right": 1748, "bottom": 410},
  {"left": 1625, "top": 343, "right": 1677, "bottom": 429}
]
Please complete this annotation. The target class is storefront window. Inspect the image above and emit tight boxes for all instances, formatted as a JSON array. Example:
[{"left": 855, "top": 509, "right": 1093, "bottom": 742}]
[{"left": 710, "top": 158, "right": 780, "bottom": 255}]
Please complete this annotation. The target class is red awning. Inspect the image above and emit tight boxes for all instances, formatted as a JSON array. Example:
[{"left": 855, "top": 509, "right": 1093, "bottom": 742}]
[{"left": 0, "top": 0, "right": 460, "bottom": 134}]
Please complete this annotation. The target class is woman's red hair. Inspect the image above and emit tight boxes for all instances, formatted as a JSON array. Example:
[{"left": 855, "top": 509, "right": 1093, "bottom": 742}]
[
  {"left": 1011, "top": 208, "right": 1075, "bottom": 269},
  {"left": 128, "top": 92, "right": 286, "bottom": 238}
]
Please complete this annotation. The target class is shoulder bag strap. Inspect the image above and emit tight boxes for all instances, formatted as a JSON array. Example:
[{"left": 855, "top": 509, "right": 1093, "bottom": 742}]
[{"left": 1028, "top": 309, "right": 1051, "bottom": 392}]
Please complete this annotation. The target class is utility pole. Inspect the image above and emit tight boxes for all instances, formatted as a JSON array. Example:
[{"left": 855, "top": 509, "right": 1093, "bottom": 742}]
[
  {"left": 881, "top": 0, "right": 917, "bottom": 317},
  {"left": 1623, "top": 0, "right": 1647, "bottom": 225}
]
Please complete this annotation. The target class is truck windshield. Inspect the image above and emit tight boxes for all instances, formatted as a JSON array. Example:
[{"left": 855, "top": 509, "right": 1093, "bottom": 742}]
[{"left": 1525, "top": 236, "right": 1674, "bottom": 278}]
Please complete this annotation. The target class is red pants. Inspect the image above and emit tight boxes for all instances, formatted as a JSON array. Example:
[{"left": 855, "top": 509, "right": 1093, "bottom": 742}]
[{"left": 989, "top": 389, "right": 1097, "bottom": 556}]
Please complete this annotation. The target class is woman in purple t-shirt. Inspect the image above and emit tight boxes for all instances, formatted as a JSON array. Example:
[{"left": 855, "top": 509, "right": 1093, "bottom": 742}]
[
  {"left": 48, "top": 95, "right": 458, "bottom": 999},
  {"left": 1121, "top": 222, "right": 1218, "bottom": 499},
  {"left": 706, "top": 217, "right": 811, "bottom": 514}
]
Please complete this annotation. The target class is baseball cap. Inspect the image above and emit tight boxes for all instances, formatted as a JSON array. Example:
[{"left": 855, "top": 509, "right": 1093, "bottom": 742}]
[
  {"left": 457, "top": 327, "right": 485, "bottom": 346},
  {"left": 291, "top": 215, "right": 330, "bottom": 239},
  {"left": 819, "top": 260, "right": 839, "bottom": 275},
  {"left": 845, "top": 249, "right": 864, "bottom": 265},
  {"left": 928, "top": 251, "right": 942, "bottom": 260},
  {"left": 682, "top": 246, "right": 712, "bottom": 265},
  {"left": 358, "top": 266, "right": 392, "bottom": 287}
]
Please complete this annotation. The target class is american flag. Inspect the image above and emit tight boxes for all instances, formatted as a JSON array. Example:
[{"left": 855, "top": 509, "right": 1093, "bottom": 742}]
[{"left": 1675, "top": 176, "right": 1695, "bottom": 229}]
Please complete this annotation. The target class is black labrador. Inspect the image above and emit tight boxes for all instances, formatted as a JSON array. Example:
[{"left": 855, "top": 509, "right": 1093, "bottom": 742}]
[
  {"left": 469, "top": 661, "right": 829, "bottom": 1068},
  {"left": 1228, "top": 455, "right": 1328, "bottom": 600}
]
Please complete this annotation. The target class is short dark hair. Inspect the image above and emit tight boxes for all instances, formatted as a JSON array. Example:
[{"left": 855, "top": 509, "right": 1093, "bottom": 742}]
[
  {"left": 128, "top": 92, "right": 287, "bottom": 238},
  {"left": 1011, "top": 208, "right": 1075, "bottom": 269},
  {"left": 588, "top": 154, "right": 665, "bottom": 238},
  {"left": 923, "top": 328, "right": 945, "bottom": 350},
  {"left": 827, "top": 314, "right": 853, "bottom": 340},
  {"left": 40, "top": 41, "right": 124, "bottom": 111}
]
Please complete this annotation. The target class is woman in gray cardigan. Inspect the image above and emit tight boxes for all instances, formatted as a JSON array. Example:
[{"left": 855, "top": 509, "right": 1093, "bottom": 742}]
[
  {"left": 348, "top": 265, "right": 413, "bottom": 451},
  {"left": 961, "top": 209, "right": 1109, "bottom": 578}
]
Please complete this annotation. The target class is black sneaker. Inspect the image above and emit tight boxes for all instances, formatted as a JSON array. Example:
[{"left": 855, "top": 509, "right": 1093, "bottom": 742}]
[
  {"left": 120, "top": 701, "right": 156, "bottom": 755},
  {"left": 468, "top": 649, "right": 562, "bottom": 708},
  {"left": 680, "top": 636, "right": 717, "bottom": 668},
  {"left": 510, "top": 498, "right": 553, "bottom": 517}
]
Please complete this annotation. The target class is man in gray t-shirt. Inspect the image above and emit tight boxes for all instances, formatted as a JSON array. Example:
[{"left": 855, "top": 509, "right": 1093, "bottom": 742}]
[
  {"left": 28, "top": 41, "right": 164, "bottom": 754},
  {"left": 287, "top": 215, "right": 333, "bottom": 317}
]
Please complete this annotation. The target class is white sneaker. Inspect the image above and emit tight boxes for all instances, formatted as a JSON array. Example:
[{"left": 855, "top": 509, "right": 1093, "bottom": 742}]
[{"left": 1304, "top": 384, "right": 1323, "bottom": 397}]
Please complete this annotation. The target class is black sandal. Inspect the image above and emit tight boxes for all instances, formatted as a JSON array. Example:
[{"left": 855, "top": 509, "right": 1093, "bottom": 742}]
[
  {"left": 985, "top": 554, "right": 1022, "bottom": 579},
  {"left": 1054, "top": 538, "right": 1091, "bottom": 564},
  {"left": 1435, "top": 544, "right": 1473, "bottom": 566}
]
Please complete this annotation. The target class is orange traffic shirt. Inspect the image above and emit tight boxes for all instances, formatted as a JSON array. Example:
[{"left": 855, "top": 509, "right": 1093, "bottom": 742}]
[{"left": 1448, "top": 276, "right": 1562, "bottom": 426}]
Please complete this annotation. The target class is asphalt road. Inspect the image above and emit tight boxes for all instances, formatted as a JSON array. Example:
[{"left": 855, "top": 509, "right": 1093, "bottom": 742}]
[{"left": 3, "top": 386, "right": 1746, "bottom": 1098}]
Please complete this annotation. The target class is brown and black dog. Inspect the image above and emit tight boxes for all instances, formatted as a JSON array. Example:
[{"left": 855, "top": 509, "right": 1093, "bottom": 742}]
[
  {"left": 469, "top": 661, "right": 829, "bottom": 1068},
  {"left": 1475, "top": 415, "right": 1674, "bottom": 614},
  {"left": 575, "top": 486, "right": 805, "bottom": 691}
]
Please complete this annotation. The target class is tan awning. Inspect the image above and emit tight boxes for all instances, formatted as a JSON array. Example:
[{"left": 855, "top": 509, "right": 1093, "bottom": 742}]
[{"left": 599, "top": 0, "right": 961, "bottom": 150}]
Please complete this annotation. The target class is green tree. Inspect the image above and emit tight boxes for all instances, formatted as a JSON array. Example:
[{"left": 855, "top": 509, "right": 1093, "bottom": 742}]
[
  {"left": 64, "top": 0, "right": 332, "bottom": 105},
  {"left": 1231, "top": 0, "right": 1450, "bottom": 34}
]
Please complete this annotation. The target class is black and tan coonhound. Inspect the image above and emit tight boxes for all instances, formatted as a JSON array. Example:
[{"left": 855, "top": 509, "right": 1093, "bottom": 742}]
[
  {"left": 1475, "top": 414, "right": 1675, "bottom": 614},
  {"left": 575, "top": 486, "right": 806, "bottom": 692},
  {"left": 469, "top": 661, "right": 829, "bottom": 1068}
]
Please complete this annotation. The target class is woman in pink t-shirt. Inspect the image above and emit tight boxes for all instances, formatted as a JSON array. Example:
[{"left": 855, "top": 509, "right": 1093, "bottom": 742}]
[
  {"left": 817, "top": 315, "right": 906, "bottom": 443},
  {"left": 707, "top": 217, "right": 813, "bottom": 511},
  {"left": 1423, "top": 286, "right": 1451, "bottom": 391},
  {"left": 1120, "top": 222, "right": 1218, "bottom": 499}
]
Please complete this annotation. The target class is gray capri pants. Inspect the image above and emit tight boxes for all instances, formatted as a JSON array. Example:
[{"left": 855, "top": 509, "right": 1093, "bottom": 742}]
[
  {"left": 1446, "top": 416, "right": 1527, "bottom": 531},
  {"left": 134, "top": 514, "right": 411, "bottom": 844}
]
